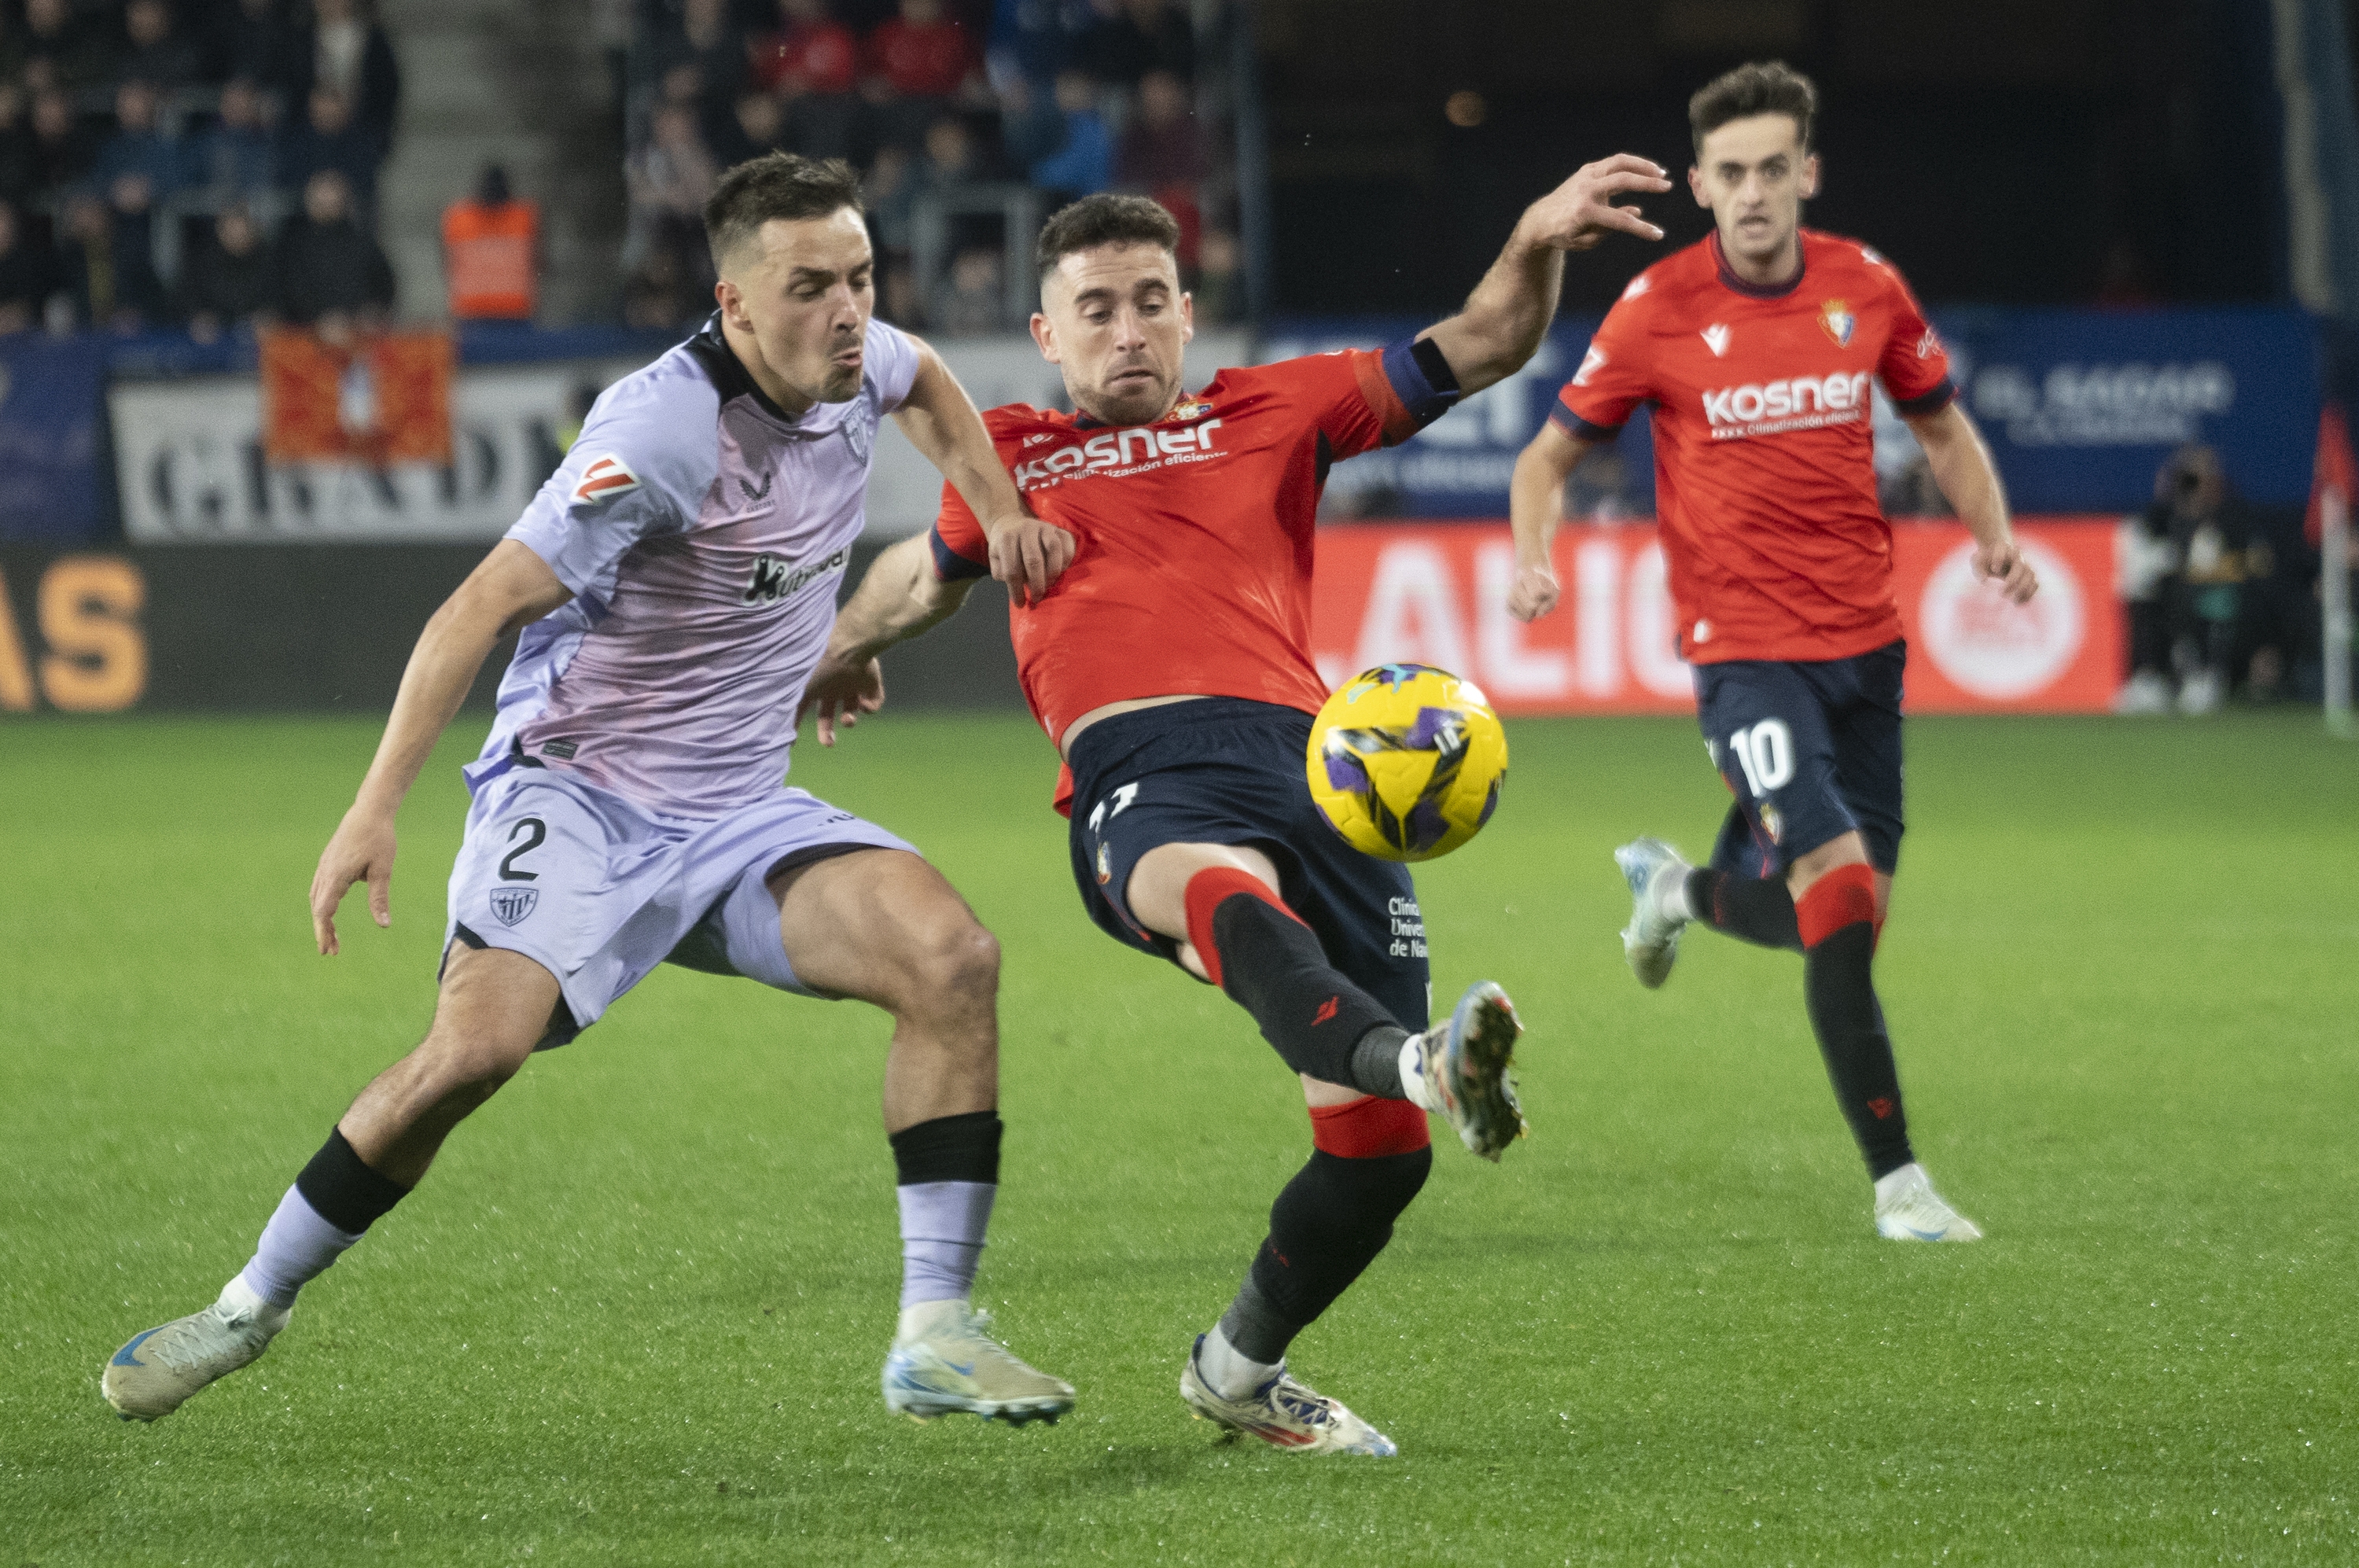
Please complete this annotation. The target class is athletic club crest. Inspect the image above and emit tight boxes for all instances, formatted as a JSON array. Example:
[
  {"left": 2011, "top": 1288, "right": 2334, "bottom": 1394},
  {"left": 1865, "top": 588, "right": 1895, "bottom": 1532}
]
[
  {"left": 841, "top": 397, "right": 874, "bottom": 463},
  {"left": 1819, "top": 300, "right": 1856, "bottom": 348},
  {"left": 489, "top": 887, "right": 539, "bottom": 926}
]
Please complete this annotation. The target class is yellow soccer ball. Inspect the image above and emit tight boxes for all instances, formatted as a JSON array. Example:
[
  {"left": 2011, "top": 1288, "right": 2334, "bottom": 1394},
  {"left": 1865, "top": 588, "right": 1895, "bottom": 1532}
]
[{"left": 1306, "top": 664, "right": 1508, "bottom": 862}]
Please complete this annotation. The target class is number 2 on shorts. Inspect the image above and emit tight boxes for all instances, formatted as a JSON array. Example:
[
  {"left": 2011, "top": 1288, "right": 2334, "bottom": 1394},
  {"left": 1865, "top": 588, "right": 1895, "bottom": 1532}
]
[
  {"left": 498, "top": 817, "right": 547, "bottom": 882},
  {"left": 1728, "top": 719, "right": 1794, "bottom": 797}
]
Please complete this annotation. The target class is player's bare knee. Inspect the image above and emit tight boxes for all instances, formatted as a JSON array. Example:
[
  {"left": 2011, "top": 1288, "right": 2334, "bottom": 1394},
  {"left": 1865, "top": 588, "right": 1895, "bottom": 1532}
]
[{"left": 894, "top": 916, "right": 999, "bottom": 1025}]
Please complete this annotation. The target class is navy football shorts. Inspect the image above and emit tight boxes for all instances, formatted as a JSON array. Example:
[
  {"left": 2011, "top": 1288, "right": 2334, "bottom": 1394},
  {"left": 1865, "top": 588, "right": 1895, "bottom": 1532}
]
[
  {"left": 1064, "top": 697, "right": 1430, "bottom": 1032},
  {"left": 1692, "top": 640, "right": 1907, "bottom": 879}
]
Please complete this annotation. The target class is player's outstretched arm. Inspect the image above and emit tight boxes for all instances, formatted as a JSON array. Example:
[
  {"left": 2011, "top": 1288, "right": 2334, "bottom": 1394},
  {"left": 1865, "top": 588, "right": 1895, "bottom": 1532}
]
[
  {"left": 799, "top": 534, "right": 976, "bottom": 746},
  {"left": 1420, "top": 155, "right": 1670, "bottom": 396},
  {"left": 310, "top": 540, "right": 571, "bottom": 955},
  {"left": 1506, "top": 421, "right": 1597, "bottom": 621},
  {"left": 1906, "top": 401, "right": 2037, "bottom": 605},
  {"left": 891, "top": 339, "right": 1072, "bottom": 605}
]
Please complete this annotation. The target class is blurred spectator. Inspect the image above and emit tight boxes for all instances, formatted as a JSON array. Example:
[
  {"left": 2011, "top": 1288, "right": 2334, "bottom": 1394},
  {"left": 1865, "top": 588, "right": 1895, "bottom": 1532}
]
[
  {"left": 177, "top": 201, "right": 272, "bottom": 340},
  {"left": 0, "top": 201, "right": 59, "bottom": 333},
  {"left": 627, "top": 98, "right": 719, "bottom": 256},
  {"left": 274, "top": 167, "right": 392, "bottom": 328},
  {"left": 931, "top": 242, "right": 1001, "bottom": 334},
  {"left": 996, "top": 74, "right": 1058, "bottom": 167},
  {"left": 872, "top": 114, "right": 984, "bottom": 255},
  {"left": 865, "top": 0, "right": 983, "bottom": 148},
  {"left": 282, "top": 86, "right": 379, "bottom": 217},
  {"left": 0, "top": 84, "right": 38, "bottom": 208},
  {"left": 94, "top": 80, "right": 193, "bottom": 201},
  {"left": 653, "top": 0, "right": 745, "bottom": 132},
  {"left": 290, "top": 0, "right": 400, "bottom": 156},
  {"left": 1025, "top": 67, "right": 1110, "bottom": 197},
  {"left": 752, "top": 0, "right": 858, "bottom": 95},
  {"left": 985, "top": 0, "right": 1080, "bottom": 90},
  {"left": 442, "top": 164, "right": 539, "bottom": 322},
  {"left": 24, "top": 0, "right": 112, "bottom": 94},
  {"left": 30, "top": 86, "right": 96, "bottom": 201},
  {"left": 716, "top": 88, "right": 788, "bottom": 164},
  {"left": 120, "top": 0, "right": 204, "bottom": 90},
  {"left": 1879, "top": 450, "right": 1950, "bottom": 517},
  {"left": 190, "top": 77, "right": 277, "bottom": 197},
  {"left": 750, "top": 0, "right": 863, "bottom": 162},
  {"left": 1080, "top": 0, "right": 1192, "bottom": 88},
  {"left": 55, "top": 189, "right": 171, "bottom": 332},
  {"left": 1191, "top": 225, "right": 1239, "bottom": 324},
  {"left": 1116, "top": 68, "right": 1198, "bottom": 187},
  {"left": 221, "top": 0, "right": 303, "bottom": 96}
]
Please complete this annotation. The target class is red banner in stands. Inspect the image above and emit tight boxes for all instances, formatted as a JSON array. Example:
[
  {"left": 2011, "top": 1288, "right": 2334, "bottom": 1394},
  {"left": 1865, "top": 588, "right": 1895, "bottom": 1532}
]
[
  {"left": 1308, "top": 520, "right": 2122, "bottom": 713},
  {"left": 260, "top": 327, "right": 455, "bottom": 466}
]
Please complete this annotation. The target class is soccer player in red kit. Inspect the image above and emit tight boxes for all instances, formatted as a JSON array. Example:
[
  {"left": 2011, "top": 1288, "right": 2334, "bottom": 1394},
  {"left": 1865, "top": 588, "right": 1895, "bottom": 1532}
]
[
  {"left": 805, "top": 164, "right": 1671, "bottom": 1452},
  {"left": 1507, "top": 62, "right": 2036, "bottom": 1242}
]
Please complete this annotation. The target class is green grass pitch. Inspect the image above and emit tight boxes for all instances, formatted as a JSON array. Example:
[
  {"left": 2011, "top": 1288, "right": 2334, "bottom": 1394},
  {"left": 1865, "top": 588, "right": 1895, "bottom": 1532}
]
[{"left": 2, "top": 709, "right": 2353, "bottom": 1565}]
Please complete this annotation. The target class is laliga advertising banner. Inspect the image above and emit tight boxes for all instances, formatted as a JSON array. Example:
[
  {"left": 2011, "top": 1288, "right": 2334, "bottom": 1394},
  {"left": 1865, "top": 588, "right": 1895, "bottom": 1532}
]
[{"left": 1308, "top": 520, "right": 2120, "bottom": 714}]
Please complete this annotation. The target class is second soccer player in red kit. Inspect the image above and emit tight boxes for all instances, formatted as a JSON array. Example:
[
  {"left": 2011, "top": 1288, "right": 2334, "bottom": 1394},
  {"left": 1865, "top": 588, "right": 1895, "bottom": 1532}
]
[
  {"left": 1507, "top": 62, "right": 2037, "bottom": 1243},
  {"left": 808, "top": 156, "right": 1671, "bottom": 1454}
]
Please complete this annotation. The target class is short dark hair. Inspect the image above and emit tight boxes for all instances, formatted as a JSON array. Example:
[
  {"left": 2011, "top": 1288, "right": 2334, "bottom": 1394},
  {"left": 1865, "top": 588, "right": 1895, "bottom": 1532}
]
[
  {"left": 1688, "top": 61, "right": 1817, "bottom": 155},
  {"left": 703, "top": 152, "right": 864, "bottom": 271},
  {"left": 1033, "top": 193, "right": 1180, "bottom": 281}
]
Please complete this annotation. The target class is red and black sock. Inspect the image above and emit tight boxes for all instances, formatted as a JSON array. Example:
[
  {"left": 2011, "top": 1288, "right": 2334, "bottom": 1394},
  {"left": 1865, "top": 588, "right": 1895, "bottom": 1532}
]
[
  {"left": 1216, "top": 1097, "right": 1433, "bottom": 1363},
  {"left": 1797, "top": 863, "right": 1913, "bottom": 1179},
  {"left": 1684, "top": 867, "right": 1803, "bottom": 951},
  {"left": 1184, "top": 869, "right": 1409, "bottom": 1096}
]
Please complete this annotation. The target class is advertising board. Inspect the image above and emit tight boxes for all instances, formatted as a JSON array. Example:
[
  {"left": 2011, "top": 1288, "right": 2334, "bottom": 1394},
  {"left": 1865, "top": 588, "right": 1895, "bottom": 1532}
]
[{"left": 1307, "top": 519, "right": 2122, "bottom": 714}]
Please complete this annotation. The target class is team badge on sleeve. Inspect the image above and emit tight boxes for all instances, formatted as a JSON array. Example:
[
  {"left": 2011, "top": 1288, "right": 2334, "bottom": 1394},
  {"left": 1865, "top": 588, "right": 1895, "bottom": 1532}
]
[
  {"left": 1571, "top": 345, "right": 1608, "bottom": 386},
  {"left": 1819, "top": 300, "right": 1856, "bottom": 348},
  {"left": 572, "top": 455, "right": 641, "bottom": 505}
]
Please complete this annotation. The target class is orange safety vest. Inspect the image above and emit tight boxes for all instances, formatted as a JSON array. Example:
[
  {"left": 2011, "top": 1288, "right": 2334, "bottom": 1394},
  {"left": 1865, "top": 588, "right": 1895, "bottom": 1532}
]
[{"left": 442, "top": 199, "right": 539, "bottom": 320}]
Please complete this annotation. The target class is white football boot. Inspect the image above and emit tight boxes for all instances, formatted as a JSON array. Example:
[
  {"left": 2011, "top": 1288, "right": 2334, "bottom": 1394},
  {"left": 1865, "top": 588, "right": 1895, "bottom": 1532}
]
[
  {"left": 1872, "top": 1163, "right": 1984, "bottom": 1242},
  {"left": 1179, "top": 1335, "right": 1397, "bottom": 1456},
  {"left": 881, "top": 1299, "right": 1075, "bottom": 1426},
  {"left": 1400, "top": 981, "right": 1525, "bottom": 1161},
  {"left": 1614, "top": 837, "right": 1692, "bottom": 990},
  {"left": 103, "top": 1276, "right": 289, "bottom": 1421}
]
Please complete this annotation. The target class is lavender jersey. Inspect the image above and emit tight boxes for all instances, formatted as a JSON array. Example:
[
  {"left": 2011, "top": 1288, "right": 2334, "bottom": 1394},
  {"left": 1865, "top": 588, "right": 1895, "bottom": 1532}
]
[{"left": 466, "top": 315, "right": 922, "bottom": 817}]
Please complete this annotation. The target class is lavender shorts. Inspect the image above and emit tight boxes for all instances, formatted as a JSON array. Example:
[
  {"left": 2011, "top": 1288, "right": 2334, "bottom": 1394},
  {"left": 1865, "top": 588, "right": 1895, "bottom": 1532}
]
[{"left": 443, "top": 767, "right": 915, "bottom": 1043}]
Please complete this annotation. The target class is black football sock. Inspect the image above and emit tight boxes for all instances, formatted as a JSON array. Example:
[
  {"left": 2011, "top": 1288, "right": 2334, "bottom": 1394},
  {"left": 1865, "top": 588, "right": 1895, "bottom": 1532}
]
[
  {"left": 237, "top": 1127, "right": 412, "bottom": 1308},
  {"left": 1686, "top": 867, "right": 1803, "bottom": 952},
  {"left": 1220, "top": 1143, "right": 1432, "bottom": 1366},
  {"left": 1184, "top": 868, "right": 1408, "bottom": 1095},
  {"left": 1798, "top": 866, "right": 1914, "bottom": 1179}
]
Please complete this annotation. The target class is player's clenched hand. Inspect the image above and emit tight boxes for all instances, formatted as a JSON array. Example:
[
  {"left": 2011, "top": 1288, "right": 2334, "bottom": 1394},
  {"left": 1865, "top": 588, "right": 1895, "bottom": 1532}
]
[
  {"left": 1975, "top": 537, "right": 2039, "bottom": 605},
  {"left": 1507, "top": 561, "right": 1561, "bottom": 623},
  {"left": 311, "top": 808, "right": 396, "bottom": 955},
  {"left": 798, "top": 650, "right": 884, "bottom": 746},
  {"left": 986, "top": 513, "right": 1075, "bottom": 607},
  {"left": 1525, "top": 154, "right": 1673, "bottom": 252}
]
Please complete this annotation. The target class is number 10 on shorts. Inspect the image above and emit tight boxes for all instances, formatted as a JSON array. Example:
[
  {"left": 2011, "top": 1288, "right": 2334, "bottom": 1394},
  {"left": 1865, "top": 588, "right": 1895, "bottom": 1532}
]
[{"left": 1727, "top": 718, "right": 1794, "bottom": 797}]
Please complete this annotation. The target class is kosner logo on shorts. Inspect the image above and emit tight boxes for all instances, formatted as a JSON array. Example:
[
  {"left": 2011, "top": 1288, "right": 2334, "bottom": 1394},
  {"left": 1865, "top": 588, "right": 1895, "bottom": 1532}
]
[{"left": 1700, "top": 371, "right": 1871, "bottom": 440}]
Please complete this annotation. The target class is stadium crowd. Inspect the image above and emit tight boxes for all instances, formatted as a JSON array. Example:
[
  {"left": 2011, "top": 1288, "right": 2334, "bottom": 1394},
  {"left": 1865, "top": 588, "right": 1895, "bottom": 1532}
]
[
  {"left": 617, "top": 0, "right": 1239, "bottom": 335},
  {"left": 0, "top": 0, "right": 399, "bottom": 337}
]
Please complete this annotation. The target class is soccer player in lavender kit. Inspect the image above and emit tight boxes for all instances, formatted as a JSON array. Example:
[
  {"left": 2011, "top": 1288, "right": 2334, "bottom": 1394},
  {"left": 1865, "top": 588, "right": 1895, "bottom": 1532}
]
[
  {"left": 102, "top": 155, "right": 1077, "bottom": 1426},
  {"left": 1505, "top": 63, "right": 2038, "bottom": 1242}
]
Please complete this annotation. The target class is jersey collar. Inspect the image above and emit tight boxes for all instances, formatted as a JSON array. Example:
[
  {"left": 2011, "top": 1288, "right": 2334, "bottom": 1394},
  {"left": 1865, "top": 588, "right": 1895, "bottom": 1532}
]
[
  {"left": 686, "top": 311, "right": 809, "bottom": 425},
  {"left": 1709, "top": 230, "right": 1807, "bottom": 300}
]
